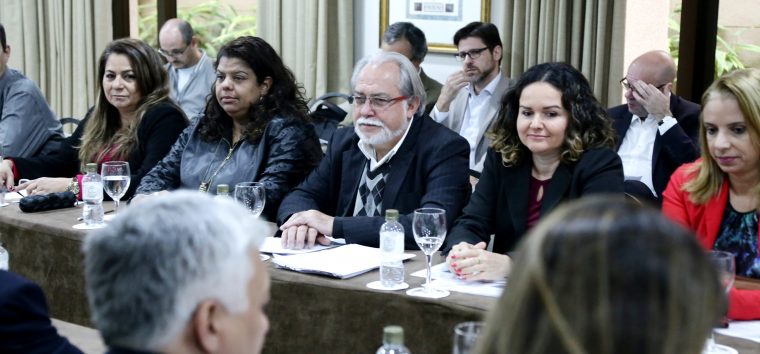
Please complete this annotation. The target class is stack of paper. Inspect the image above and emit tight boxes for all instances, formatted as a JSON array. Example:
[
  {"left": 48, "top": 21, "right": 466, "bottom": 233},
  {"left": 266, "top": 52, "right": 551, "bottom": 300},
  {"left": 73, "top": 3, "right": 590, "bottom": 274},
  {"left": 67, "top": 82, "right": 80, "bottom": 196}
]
[
  {"left": 259, "top": 236, "right": 343, "bottom": 255},
  {"left": 411, "top": 263, "right": 505, "bottom": 297},
  {"left": 272, "top": 244, "right": 415, "bottom": 279}
]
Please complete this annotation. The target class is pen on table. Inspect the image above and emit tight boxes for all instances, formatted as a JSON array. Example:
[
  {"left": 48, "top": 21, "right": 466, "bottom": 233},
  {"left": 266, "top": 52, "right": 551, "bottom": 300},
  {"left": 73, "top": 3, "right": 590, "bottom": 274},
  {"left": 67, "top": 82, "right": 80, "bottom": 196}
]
[{"left": 77, "top": 210, "right": 115, "bottom": 221}]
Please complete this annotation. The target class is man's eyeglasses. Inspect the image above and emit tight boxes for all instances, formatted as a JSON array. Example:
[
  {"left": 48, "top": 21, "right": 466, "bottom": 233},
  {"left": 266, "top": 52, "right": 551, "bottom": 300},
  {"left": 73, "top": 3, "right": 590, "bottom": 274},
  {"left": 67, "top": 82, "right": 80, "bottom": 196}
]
[
  {"left": 158, "top": 45, "right": 190, "bottom": 58},
  {"left": 350, "top": 95, "right": 408, "bottom": 110},
  {"left": 620, "top": 78, "right": 667, "bottom": 91},
  {"left": 454, "top": 47, "right": 489, "bottom": 62}
]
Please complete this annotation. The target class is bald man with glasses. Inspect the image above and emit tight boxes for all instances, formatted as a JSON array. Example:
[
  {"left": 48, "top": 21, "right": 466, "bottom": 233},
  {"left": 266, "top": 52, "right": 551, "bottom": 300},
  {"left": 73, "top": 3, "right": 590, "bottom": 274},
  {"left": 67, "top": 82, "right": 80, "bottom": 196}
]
[
  {"left": 431, "top": 22, "right": 513, "bottom": 180},
  {"left": 608, "top": 50, "right": 701, "bottom": 205},
  {"left": 158, "top": 18, "right": 215, "bottom": 120}
]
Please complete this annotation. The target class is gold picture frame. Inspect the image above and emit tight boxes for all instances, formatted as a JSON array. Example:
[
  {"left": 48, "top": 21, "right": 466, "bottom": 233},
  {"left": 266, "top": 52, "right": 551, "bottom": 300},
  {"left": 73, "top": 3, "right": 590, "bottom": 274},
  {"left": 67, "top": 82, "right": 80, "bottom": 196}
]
[{"left": 380, "top": 0, "right": 492, "bottom": 54}]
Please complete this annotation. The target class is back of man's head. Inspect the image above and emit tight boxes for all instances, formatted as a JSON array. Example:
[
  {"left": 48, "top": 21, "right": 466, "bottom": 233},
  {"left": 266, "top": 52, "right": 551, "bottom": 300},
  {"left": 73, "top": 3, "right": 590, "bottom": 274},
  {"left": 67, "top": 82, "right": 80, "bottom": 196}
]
[
  {"left": 83, "top": 191, "right": 268, "bottom": 352},
  {"left": 383, "top": 22, "right": 428, "bottom": 64}
]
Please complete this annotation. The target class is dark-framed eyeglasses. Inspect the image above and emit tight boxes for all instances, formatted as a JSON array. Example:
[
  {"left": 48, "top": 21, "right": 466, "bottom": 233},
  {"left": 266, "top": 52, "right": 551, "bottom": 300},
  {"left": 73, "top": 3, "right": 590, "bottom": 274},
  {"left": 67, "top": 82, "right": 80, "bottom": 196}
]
[
  {"left": 349, "top": 95, "right": 409, "bottom": 110},
  {"left": 454, "top": 47, "right": 490, "bottom": 62},
  {"left": 620, "top": 77, "right": 667, "bottom": 91},
  {"left": 158, "top": 45, "right": 190, "bottom": 58}
]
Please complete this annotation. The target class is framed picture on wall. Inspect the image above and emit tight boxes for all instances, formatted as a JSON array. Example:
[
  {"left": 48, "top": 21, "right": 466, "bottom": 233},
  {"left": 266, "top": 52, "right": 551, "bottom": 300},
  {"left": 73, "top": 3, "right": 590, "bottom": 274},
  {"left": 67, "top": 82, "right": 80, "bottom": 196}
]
[{"left": 380, "top": 0, "right": 491, "bottom": 54}]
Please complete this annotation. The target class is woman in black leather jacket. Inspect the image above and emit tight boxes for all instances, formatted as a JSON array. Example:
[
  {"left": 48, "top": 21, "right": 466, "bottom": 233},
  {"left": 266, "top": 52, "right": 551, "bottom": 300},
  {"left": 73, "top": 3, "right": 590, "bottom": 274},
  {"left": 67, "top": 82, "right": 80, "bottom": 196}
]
[{"left": 136, "top": 36, "right": 321, "bottom": 221}]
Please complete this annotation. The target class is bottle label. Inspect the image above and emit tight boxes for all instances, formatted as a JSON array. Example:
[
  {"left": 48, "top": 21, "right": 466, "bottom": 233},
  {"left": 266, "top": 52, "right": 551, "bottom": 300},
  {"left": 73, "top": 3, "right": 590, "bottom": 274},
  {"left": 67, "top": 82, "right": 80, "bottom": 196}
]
[
  {"left": 82, "top": 181, "right": 103, "bottom": 200},
  {"left": 380, "top": 231, "right": 404, "bottom": 260}
]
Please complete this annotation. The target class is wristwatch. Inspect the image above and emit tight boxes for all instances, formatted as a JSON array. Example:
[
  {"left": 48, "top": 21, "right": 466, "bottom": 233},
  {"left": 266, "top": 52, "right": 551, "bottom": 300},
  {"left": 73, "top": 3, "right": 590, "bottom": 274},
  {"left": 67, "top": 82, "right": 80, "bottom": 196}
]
[{"left": 66, "top": 177, "right": 80, "bottom": 195}]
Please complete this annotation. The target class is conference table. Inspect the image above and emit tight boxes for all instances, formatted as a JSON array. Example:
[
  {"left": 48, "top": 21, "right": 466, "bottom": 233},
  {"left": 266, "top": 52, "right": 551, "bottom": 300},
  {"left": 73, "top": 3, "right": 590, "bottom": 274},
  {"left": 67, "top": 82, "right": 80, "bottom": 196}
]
[{"left": 1, "top": 200, "right": 758, "bottom": 353}]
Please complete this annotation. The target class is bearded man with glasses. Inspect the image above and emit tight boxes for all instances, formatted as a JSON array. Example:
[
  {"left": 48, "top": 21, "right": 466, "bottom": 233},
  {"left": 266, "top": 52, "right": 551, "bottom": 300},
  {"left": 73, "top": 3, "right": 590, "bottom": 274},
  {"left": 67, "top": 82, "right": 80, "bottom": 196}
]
[
  {"left": 158, "top": 18, "right": 215, "bottom": 120},
  {"left": 431, "top": 22, "right": 514, "bottom": 183},
  {"left": 608, "top": 50, "right": 701, "bottom": 205},
  {"left": 277, "top": 51, "right": 470, "bottom": 250}
]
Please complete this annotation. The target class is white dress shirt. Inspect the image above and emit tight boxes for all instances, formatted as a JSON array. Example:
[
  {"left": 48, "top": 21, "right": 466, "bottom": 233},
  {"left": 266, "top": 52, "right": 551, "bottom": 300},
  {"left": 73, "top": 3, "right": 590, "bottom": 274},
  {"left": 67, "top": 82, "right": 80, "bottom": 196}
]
[
  {"left": 432, "top": 73, "right": 502, "bottom": 170},
  {"left": 617, "top": 114, "right": 678, "bottom": 196}
]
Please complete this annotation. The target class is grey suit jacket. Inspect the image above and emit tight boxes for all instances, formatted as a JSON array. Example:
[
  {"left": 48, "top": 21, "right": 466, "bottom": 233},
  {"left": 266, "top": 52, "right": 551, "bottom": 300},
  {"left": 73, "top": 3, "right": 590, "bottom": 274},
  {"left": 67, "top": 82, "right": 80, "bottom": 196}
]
[
  {"left": 431, "top": 74, "right": 512, "bottom": 172},
  {"left": 419, "top": 68, "right": 442, "bottom": 116}
]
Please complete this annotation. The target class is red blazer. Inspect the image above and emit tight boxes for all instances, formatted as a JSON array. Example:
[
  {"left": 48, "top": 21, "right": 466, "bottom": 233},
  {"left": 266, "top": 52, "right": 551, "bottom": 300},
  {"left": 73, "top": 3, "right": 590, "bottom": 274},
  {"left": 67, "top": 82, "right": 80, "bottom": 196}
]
[{"left": 662, "top": 161, "right": 760, "bottom": 320}]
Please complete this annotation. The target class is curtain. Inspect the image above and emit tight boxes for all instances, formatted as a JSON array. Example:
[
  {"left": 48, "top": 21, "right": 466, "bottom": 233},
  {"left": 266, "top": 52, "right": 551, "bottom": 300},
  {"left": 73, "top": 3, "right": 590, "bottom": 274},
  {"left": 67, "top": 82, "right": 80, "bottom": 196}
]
[
  {"left": 257, "top": 0, "right": 354, "bottom": 101},
  {"left": 498, "top": 0, "right": 626, "bottom": 107},
  {"left": 0, "top": 0, "right": 112, "bottom": 124}
]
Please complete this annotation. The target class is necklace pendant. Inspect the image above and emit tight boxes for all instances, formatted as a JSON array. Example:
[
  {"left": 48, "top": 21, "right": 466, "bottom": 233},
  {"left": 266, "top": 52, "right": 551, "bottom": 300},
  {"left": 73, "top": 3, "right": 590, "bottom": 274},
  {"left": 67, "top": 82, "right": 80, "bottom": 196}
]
[{"left": 199, "top": 182, "right": 210, "bottom": 193}]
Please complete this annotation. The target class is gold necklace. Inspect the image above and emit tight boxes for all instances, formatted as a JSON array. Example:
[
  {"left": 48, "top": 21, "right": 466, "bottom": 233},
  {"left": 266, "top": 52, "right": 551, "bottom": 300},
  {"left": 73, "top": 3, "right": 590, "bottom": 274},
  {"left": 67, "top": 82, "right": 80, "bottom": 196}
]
[{"left": 199, "top": 139, "right": 244, "bottom": 192}]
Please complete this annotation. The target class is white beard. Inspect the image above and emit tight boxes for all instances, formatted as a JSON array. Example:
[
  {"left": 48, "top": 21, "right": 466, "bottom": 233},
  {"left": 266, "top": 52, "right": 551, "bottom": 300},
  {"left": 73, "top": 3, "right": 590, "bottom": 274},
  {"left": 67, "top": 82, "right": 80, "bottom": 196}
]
[{"left": 354, "top": 105, "right": 410, "bottom": 147}]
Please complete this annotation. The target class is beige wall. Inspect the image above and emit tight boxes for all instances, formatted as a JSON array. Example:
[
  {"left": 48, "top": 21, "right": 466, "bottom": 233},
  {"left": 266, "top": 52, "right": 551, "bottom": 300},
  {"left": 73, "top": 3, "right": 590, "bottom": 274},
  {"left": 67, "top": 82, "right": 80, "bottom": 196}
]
[
  {"left": 619, "top": 0, "right": 671, "bottom": 104},
  {"left": 719, "top": 0, "right": 760, "bottom": 68}
]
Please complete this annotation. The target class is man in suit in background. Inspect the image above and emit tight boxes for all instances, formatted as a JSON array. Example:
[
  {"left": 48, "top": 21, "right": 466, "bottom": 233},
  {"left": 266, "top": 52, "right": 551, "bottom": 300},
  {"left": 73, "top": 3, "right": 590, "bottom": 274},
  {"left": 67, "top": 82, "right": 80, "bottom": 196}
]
[
  {"left": 158, "top": 19, "right": 215, "bottom": 119},
  {"left": 608, "top": 50, "right": 700, "bottom": 204},
  {"left": 431, "top": 21, "right": 512, "bottom": 178},
  {"left": 0, "top": 23, "right": 63, "bottom": 158},
  {"left": 278, "top": 51, "right": 470, "bottom": 250},
  {"left": 0, "top": 270, "right": 83, "bottom": 354},
  {"left": 381, "top": 22, "right": 442, "bottom": 116},
  {"left": 84, "top": 192, "right": 271, "bottom": 354}
]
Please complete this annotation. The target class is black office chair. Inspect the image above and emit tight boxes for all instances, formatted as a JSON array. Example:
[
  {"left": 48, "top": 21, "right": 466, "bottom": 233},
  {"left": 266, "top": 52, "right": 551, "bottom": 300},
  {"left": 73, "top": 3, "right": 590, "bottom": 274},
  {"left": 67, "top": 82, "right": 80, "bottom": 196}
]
[{"left": 59, "top": 117, "right": 80, "bottom": 137}]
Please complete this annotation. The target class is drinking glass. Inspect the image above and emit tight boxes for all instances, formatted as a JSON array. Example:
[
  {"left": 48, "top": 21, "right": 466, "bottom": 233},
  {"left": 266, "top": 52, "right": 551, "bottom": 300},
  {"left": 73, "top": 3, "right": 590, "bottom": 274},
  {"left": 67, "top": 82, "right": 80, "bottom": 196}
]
[
  {"left": 234, "top": 182, "right": 266, "bottom": 217},
  {"left": 407, "top": 207, "right": 450, "bottom": 298},
  {"left": 452, "top": 321, "right": 484, "bottom": 354},
  {"left": 703, "top": 250, "right": 735, "bottom": 353},
  {"left": 101, "top": 161, "right": 130, "bottom": 212}
]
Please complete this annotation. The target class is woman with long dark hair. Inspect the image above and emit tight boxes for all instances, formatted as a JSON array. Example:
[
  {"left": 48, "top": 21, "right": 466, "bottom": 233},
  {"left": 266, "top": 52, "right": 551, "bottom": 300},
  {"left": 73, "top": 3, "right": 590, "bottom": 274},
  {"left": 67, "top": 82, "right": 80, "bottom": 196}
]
[
  {"left": 136, "top": 36, "right": 321, "bottom": 221},
  {"left": 444, "top": 62, "right": 624, "bottom": 280}
]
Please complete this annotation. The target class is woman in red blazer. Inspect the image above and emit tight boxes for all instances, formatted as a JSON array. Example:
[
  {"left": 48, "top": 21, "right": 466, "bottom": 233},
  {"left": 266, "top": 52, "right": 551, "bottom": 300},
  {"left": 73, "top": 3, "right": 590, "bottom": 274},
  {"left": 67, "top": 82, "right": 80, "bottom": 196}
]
[{"left": 662, "top": 68, "right": 760, "bottom": 320}]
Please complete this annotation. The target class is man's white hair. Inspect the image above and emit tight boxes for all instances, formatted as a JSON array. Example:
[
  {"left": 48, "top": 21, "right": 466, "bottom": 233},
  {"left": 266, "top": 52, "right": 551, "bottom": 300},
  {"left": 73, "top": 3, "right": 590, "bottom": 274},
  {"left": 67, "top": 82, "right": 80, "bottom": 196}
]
[{"left": 83, "top": 191, "right": 268, "bottom": 350}]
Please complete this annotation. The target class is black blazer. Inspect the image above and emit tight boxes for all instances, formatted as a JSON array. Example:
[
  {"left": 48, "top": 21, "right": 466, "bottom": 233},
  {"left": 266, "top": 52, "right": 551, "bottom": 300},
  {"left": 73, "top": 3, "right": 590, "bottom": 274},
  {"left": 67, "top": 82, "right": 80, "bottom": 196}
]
[
  {"left": 608, "top": 94, "right": 700, "bottom": 200},
  {"left": 445, "top": 148, "right": 624, "bottom": 254},
  {"left": 12, "top": 102, "right": 188, "bottom": 200},
  {"left": 277, "top": 115, "right": 471, "bottom": 249},
  {"left": 0, "top": 271, "right": 83, "bottom": 354}
]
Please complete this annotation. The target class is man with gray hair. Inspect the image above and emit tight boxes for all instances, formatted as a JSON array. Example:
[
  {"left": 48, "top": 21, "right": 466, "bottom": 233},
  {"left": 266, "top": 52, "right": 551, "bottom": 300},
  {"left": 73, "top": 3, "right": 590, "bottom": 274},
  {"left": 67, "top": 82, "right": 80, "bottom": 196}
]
[
  {"left": 83, "top": 191, "right": 270, "bottom": 354},
  {"left": 158, "top": 19, "right": 216, "bottom": 119},
  {"left": 277, "top": 51, "right": 470, "bottom": 250},
  {"left": 381, "top": 22, "right": 442, "bottom": 115}
]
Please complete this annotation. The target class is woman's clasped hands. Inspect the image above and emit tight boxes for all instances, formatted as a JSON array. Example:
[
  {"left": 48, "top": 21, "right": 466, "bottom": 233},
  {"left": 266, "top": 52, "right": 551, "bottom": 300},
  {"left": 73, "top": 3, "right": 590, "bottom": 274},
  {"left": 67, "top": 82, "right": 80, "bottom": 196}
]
[{"left": 446, "top": 241, "right": 512, "bottom": 281}]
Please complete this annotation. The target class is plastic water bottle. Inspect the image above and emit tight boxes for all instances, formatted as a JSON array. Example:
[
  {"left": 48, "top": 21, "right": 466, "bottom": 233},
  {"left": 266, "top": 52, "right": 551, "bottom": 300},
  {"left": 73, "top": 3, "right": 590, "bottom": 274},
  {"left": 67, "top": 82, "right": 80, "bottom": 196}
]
[
  {"left": 0, "top": 242, "right": 8, "bottom": 270},
  {"left": 376, "top": 326, "right": 411, "bottom": 354},
  {"left": 215, "top": 184, "right": 231, "bottom": 199},
  {"left": 380, "top": 209, "right": 405, "bottom": 288},
  {"left": 81, "top": 163, "right": 104, "bottom": 226}
]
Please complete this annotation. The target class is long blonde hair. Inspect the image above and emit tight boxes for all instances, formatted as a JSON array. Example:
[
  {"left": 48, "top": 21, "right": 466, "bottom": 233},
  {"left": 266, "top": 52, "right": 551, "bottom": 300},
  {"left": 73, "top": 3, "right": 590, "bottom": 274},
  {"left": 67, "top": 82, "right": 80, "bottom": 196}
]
[
  {"left": 474, "top": 196, "right": 722, "bottom": 354},
  {"left": 78, "top": 38, "right": 173, "bottom": 165},
  {"left": 683, "top": 68, "right": 760, "bottom": 204}
]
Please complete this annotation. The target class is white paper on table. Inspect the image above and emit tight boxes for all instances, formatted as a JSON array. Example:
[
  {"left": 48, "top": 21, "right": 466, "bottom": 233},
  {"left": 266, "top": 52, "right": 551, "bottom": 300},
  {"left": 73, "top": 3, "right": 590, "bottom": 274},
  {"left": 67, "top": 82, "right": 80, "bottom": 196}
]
[
  {"left": 259, "top": 236, "right": 344, "bottom": 255},
  {"left": 272, "top": 244, "right": 415, "bottom": 279},
  {"left": 4, "top": 190, "right": 27, "bottom": 203},
  {"left": 411, "top": 262, "right": 506, "bottom": 297},
  {"left": 716, "top": 320, "right": 760, "bottom": 343}
]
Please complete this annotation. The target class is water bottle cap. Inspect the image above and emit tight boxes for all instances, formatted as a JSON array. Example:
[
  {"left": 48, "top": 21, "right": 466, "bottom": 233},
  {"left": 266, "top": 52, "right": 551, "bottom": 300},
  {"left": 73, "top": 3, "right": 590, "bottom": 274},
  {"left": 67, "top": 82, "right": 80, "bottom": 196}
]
[
  {"left": 383, "top": 325, "right": 404, "bottom": 345},
  {"left": 85, "top": 163, "right": 98, "bottom": 173},
  {"left": 216, "top": 184, "right": 230, "bottom": 194},
  {"left": 385, "top": 209, "right": 399, "bottom": 221}
]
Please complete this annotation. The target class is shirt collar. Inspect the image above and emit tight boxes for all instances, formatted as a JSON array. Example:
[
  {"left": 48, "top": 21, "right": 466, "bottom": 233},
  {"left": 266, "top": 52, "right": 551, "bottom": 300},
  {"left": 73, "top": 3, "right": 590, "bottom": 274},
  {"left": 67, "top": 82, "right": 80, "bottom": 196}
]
[
  {"left": 357, "top": 118, "right": 413, "bottom": 171},
  {"left": 465, "top": 71, "right": 502, "bottom": 96}
]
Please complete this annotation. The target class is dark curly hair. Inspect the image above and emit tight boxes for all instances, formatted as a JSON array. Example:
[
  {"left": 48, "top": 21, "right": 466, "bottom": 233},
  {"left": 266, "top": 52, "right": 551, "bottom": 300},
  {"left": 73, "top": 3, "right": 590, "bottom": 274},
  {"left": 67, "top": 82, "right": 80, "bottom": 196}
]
[
  {"left": 199, "top": 36, "right": 309, "bottom": 143},
  {"left": 490, "top": 62, "right": 616, "bottom": 166}
]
